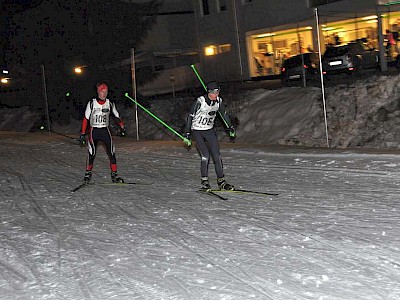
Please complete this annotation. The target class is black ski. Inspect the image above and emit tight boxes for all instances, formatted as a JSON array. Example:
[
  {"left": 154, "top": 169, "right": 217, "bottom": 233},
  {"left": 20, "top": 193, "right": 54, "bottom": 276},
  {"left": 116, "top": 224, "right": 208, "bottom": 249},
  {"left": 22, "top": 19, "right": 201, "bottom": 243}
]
[
  {"left": 71, "top": 181, "right": 153, "bottom": 192},
  {"left": 97, "top": 181, "right": 154, "bottom": 186},
  {"left": 71, "top": 182, "right": 90, "bottom": 192},
  {"left": 211, "top": 188, "right": 279, "bottom": 196},
  {"left": 198, "top": 189, "right": 228, "bottom": 200}
]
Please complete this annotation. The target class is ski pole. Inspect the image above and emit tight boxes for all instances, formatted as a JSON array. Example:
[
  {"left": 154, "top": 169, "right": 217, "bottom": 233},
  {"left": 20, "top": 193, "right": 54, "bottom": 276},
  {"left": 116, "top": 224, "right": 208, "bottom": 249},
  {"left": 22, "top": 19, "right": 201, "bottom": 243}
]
[
  {"left": 190, "top": 64, "right": 231, "bottom": 131},
  {"left": 124, "top": 93, "right": 191, "bottom": 146},
  {"left": 50, "top": 130, "right": 78, "bottom": 141},
  {"left": 190, "top": 64, "right": 207, "bottom": 90}
]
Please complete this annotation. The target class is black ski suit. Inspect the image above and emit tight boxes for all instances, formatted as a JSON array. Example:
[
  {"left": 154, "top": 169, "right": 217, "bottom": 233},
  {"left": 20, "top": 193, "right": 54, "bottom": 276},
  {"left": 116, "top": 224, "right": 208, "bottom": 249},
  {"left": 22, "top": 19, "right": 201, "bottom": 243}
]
[{"left": 185, "top": 94, "right": 232, "bottom": 179}]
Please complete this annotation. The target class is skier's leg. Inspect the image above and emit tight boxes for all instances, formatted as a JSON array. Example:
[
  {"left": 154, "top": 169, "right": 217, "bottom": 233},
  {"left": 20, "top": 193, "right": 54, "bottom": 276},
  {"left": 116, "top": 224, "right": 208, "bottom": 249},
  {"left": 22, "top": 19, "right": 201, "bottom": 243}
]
[
  {"left": 103, "top": 128, "right": 123, "bottom": 183},
  {"left": 206, "top": 129, "right": 224, "bottom": 178},
  {"left": 84, "top": 128, "right": 97, "bottom": 182},
  {"left": 193, "top": 130, "right": 211, "bottom": 187},
  {"left": 207, "top": 130, "right": 234, "bottom": 190}
]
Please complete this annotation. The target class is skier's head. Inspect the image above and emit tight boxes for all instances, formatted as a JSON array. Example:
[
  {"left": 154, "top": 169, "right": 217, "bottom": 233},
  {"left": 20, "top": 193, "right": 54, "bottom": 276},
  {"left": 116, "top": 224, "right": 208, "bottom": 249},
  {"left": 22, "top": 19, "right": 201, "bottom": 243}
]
[
  {"left": 206, "top": 81, "right": 220, "bottom": 93},
  {"left": 206, "top": 81, "right": 220, "bottom": 101},
  {"left": 96, "top": 82, "right": 108, "bottom": 100}
]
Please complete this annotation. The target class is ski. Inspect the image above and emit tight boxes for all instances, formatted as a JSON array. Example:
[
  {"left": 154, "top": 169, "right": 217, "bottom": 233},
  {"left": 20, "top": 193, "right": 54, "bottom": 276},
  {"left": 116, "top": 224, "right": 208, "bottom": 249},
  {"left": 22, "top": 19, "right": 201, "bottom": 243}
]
[
  {"left": 211, "top": 188, "right": 279, "bottom": 196},
  {"left": 71, "top": 182, "right": 90, "bottom": 192},
  {"left": 198, "top": 189, "right": 228, "bottom": 200},
  {"left": 71, "top": 181, "right": 153, "bottom": 192},
  {"left": 96, "top": 181, "right": 154, "bottom": 186}
]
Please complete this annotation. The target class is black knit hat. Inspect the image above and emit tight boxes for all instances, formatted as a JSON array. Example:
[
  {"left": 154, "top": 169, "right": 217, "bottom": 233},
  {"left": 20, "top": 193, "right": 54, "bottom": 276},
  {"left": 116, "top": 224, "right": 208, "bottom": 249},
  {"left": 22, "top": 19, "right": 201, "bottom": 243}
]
[{"left": 206, "top": 81, "right": 220, "bottom": 92}]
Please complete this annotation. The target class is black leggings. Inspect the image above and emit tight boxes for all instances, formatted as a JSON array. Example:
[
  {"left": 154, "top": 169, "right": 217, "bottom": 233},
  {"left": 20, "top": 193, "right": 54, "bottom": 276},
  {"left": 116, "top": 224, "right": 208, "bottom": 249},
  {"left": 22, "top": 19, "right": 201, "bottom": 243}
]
[
  {"left": 193, "top": 129, "right": 224, "bottom": 179},
  {"left": 86, "top": 127, "right": 117, "bottom": 172}
]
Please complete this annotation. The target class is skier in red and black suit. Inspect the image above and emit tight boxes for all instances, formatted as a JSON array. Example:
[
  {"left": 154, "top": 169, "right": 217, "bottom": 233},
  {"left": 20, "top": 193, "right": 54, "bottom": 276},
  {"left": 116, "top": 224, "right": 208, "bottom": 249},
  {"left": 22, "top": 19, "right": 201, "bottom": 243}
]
[
  {"left": 78, "top": 82, "right": 126, "bottom": 183},
  {"left": 184, "top": 81, "right": 236, "bottom": 191}
]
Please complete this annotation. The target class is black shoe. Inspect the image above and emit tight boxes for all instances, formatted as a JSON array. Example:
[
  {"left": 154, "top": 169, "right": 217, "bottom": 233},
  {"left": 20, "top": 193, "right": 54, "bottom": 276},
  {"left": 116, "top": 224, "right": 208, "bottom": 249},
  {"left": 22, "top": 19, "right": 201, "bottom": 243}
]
[
  {"left": 217, "top": 178, "right": 234, "bottom": 190},
  {"left": 201, "top": 178, "right": 211, "bottom": 190},
  {"left": 111, "top": 171, "right": 124, "bottom": 183},
  {"left": 83, "top": 170, "right": 92, "bottom": 183}
]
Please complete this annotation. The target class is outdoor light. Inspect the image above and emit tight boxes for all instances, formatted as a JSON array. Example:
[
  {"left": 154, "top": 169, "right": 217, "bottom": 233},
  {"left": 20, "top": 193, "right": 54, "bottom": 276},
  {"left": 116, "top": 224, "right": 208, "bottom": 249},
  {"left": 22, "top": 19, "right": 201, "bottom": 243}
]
[
  {"left": 0, "top": 77, "right": 9, "bottom": 84},
  {"left": 74, "top": 67, "right": 83, "bottom": 74},
  {"left": 362, "top": 15, "right": 378, "bottom": 20},
  {"left": 322, "top": 27, "right": 336, "bottom": 31},
  {"left": 256, "top": 33, "right": 276, "bottom": 38},
  {"left": 204, "top": 46, "right": 217, "bottom": 56}
]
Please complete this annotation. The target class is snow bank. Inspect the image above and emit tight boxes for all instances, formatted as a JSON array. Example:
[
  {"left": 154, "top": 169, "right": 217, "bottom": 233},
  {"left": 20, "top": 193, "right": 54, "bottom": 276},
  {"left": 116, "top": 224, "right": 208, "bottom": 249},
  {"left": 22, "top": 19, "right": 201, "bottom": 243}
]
[{"left": 3, "top": 73, "right": 400, "bottom": 149}]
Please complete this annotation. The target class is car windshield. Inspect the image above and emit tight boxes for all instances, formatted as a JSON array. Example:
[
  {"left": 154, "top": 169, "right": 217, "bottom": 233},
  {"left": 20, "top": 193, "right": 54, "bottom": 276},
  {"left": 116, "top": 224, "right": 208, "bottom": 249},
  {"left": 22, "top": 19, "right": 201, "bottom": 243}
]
[
  {"left": 283, "top": 54, "right": 316, "bottom": 67},
  {"left": 323, "top": 46, "right": 349, "bottom": 58}
]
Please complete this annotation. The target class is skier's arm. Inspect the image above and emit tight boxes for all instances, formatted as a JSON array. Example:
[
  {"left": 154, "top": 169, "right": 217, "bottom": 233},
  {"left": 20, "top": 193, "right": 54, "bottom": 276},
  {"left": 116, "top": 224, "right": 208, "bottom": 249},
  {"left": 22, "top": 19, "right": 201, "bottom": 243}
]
[
  {"left": 80, "top": 101, "right": 92, "bottom": 134},
  {"left": 110, "top": 102, "right": 125, "bottom": 129},
  {"left": 218, "top": 99, "right": 232, "bottom": 128},
  {"left": 184, "top": 99, "right": 201, "bottom": 133},
  {"left": 218, "top": 99, "right": 236, "bottom": 138},
  {"left": 81, "top": 118, "right": 88, "bottom": 135}
]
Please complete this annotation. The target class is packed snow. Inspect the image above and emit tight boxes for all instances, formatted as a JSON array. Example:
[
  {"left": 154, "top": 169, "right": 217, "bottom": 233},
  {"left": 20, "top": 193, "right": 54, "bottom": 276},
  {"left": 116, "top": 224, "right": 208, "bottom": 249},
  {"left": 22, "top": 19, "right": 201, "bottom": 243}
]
[
  {"left": 1, "top": 132, "right": 400, "bottom": 300},
  {"left": 1, "top": 74, "right": 400, "bottom": 299}
]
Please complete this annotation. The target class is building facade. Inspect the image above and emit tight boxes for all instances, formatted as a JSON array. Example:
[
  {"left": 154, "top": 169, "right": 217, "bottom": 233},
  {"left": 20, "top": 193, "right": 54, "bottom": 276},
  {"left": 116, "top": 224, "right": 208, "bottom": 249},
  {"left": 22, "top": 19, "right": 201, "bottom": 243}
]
[
  {"left": 132, "top": 0, "right": 200, "bottom": 95},
  {"left": 193, "top": 0, "right": 400, "bottom": 82}
]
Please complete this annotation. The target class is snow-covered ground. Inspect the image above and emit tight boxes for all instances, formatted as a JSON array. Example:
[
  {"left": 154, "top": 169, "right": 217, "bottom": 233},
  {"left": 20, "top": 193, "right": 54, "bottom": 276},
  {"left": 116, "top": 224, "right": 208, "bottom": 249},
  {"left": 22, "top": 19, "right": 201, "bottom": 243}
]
[{"left": 1, "top": 131, "right": 400, "bottom": 300}]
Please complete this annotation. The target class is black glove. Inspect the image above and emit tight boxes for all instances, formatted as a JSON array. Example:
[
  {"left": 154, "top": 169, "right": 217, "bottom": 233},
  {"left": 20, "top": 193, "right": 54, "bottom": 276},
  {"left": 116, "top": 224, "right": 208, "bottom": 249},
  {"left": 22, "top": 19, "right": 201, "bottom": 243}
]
[
  {"left": 228, "top": 126, "right": 236, "bottom": 138},
  {"left": 119, "top": 128, "right": 127, "bottom": 137},
  {"left": 78, "top": 134, "right": 86, "bottom": 146}
]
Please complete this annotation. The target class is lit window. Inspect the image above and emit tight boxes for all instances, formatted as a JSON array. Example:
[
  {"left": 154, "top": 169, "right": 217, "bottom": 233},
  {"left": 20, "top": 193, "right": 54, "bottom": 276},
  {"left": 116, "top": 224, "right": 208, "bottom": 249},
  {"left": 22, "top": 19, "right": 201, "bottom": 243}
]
[
  {"left": 204, "top": 45, "right": 217, "bottom": 56},
  {"left": 218, "top": 44, "right": 231, "bottom": 53}
]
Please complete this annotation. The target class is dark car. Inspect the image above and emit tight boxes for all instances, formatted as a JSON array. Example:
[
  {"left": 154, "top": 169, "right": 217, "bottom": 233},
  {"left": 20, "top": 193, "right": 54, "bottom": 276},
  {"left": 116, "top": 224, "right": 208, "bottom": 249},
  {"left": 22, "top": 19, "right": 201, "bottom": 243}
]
[
  {"left": 281, "top": 53, "right": 319, "bottom": 85},
  {"left": 322, "top": 41, "right": 378, "bottom": 75}
]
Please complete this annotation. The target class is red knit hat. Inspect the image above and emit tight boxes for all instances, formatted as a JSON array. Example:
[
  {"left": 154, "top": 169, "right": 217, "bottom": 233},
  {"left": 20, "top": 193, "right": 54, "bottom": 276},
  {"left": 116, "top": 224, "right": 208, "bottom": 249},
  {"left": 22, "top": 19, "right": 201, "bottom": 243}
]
[{"left": 97, "top": 83, "right": 108, "bottom": 93}]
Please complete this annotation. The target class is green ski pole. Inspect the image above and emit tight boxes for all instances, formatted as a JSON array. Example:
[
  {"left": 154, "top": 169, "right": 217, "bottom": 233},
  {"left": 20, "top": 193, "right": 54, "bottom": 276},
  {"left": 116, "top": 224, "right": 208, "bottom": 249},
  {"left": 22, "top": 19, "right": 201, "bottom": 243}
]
[
  {"left": 191, "top": 64, "right": 207, "bottom": 90},
  {"left": 190, "top": 64, "right": 233, "bottom": 136},
  {"left": 124, "top": 93, "right": 191, "bottom": 146}
]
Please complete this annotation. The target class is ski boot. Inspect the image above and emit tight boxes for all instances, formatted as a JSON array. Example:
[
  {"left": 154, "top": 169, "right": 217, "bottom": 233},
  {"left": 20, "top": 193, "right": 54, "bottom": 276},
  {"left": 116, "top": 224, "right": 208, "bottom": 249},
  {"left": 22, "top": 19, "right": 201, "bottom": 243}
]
[
  {"left": 217, "top": 178, "right": 234, "bottom": 190},
  {"left": 201, "top": 177, "right": 211, "bottom": 191},
  {"left": 83, "top": 170, "right": 92, "bottom": 183},
  {"left": 111, "top": 171, "right": 124, "bottom": 183}
]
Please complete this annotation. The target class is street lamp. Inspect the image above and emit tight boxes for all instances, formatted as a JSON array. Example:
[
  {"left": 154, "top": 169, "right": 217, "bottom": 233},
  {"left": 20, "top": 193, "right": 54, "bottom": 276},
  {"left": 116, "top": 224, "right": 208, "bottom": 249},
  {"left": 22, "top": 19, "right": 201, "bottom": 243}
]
[
  {"left": 74, "top": 66, "right": 87, "bottom": 74},
  {"left": 0, "top": 77, "right": 10, "bottom": 84},
  {"left": 1, "top": 68, "right": 10, "bottom": 84}
]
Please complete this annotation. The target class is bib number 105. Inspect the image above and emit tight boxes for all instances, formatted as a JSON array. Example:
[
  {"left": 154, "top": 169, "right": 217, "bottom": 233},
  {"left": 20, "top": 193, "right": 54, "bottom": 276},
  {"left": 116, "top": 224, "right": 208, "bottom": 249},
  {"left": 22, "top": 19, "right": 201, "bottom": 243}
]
[{"left": 198, "top": 116, "right": 214, "bottom": 126}]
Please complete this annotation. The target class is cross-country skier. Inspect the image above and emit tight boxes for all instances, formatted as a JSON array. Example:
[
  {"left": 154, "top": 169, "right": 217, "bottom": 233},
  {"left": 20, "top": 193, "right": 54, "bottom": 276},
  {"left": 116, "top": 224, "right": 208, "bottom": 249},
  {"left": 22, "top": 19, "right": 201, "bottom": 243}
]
[
  {"left": 78, "top": 82, "right": 126, "bottom": 183},
  {"left": 184, "top": 81, "right": 236, "bottom": 191}
]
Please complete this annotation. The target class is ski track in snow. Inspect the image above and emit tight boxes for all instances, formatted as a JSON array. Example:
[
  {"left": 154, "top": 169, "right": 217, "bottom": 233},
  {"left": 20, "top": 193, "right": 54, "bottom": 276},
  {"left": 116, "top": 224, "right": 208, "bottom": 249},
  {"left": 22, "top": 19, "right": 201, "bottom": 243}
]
[{"left": 0, "top": 132, "right": 400, "bottom": 299}]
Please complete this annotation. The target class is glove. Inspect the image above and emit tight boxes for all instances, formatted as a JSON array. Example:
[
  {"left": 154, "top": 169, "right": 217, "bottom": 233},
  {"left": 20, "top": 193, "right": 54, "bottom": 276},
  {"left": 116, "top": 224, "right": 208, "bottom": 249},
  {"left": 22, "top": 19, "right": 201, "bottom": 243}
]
[
  {"left": 183, "top": 132, "right": 192, "bottom": 147},
  {"left": 119, "top": 128, "right": 127, "bottom": 137},
  {"left": 78, "top": 134, "right": 86, "bottom": 146},
  {"left": 228, "top": 126, "right": 236, "bottom": 138}
]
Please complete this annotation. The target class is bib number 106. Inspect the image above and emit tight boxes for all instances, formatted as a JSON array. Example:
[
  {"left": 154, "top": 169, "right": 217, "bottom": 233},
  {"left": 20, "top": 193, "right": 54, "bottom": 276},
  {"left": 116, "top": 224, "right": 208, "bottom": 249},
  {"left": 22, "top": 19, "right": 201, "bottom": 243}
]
[{"left": 95, "top": 115, "right": 108, "bottom": 123}]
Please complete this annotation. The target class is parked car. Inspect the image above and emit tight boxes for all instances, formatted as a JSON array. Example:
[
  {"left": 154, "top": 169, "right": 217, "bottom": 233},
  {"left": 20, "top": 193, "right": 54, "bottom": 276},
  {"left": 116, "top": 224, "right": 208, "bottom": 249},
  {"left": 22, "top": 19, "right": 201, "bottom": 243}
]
[
  {"left": 322, "top": 41, "right": 378, "bottom": 75},
  {"left": 394, "top": 53, "right": 400, "bottom": 69},
  {"left": 281, "top": 52, "right": 319, "bottom": 85}
]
